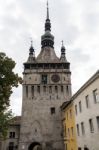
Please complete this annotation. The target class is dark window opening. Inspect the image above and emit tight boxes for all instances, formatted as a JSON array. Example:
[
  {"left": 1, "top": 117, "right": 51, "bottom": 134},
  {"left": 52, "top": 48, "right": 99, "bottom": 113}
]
[
  {"left": 89, "top": 119, "right": 94, "bottom": 133},
  {"left": 9, "top": 132, "right": 15, "bottom": 138},
  {"left": 61, "top": 86, "right": 63, "bottom": 92},
  {"left": 78, "top": 148, "right": 82, "bottom": 150},
  {"left": 42, "top": 75, "right": 47, "bottom": 84},
  {"left": 85, "top": 95, "right": 89, "bottom": 108},
  {"left": 81, "top": 122, "right": 85, "bottom": 135},
  {"left": 51, "top": 107, "right": 55, "bottom": 115},
  {"left": 93, "top": 89, "right": 99, "bottom": 103},
  {"left": 66, "top": 85, "right": 69, "bottom": 93},
  {"left": 9, "top": 142, "right": 14, "bottom": 150},
  {"left": 84, "top": 147, "right": 89, "bottom": 150},
  {"left": 75, "top": 105, "right": 77, "bottom": 115},
  {"left": 31, "top": 86, "right": 34, "bottom": 97},
  {"left": 79, "top": 101, "right": 82, "bottom": 113},
  {"left": 77, "top": 124, "right": 80, "bottom": 136},
  {"left": 55, "top": 86, "right": 58, "bottom": 93},
  {"left": 96, "top": 116, "right": 99, "bottom": 130}
]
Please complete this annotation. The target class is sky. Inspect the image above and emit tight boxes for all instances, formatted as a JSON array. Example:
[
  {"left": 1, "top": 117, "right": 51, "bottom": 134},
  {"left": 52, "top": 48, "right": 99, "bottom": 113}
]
[{"left": 0, "top": 0, "right": 99, "bottom": 115}]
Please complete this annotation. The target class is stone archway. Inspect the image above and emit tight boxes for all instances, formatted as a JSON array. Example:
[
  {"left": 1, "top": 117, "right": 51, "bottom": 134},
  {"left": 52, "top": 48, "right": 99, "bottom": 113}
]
[{"left": 28, "top": 142, "right": 42, "bottom": 150}]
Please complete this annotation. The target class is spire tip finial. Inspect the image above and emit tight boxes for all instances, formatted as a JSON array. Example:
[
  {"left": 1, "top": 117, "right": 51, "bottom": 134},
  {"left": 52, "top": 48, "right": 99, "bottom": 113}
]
[
  {"left": 47, "top": 0, "right": 49, "bottom": 19},
  {"left": 62, "top": 40, "right": 64, "bottom": 47}
]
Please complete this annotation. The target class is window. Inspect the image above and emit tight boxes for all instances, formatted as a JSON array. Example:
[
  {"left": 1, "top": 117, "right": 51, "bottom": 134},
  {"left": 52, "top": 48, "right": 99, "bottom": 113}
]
[
  {"left": 77, "top": 124, "right": 80, "bottom": 136},
  {"left": 75, "top": 105, "right": 77, "bottom": 115},
  {"left": 31, "top": 86, "right": 34, "bottom": 97},
  {"left": 96, "top": 116, "right": 99, "bottom": 130},
  {"left": 78, "top": 148, "right": 82, "bottom": 150},
  {"left": 55, "top": 86, "right": 58, "bottom": 93},
  {"left": 68, "top": 128, "right": 70, "bottom": 138},
  {"left": 66, "top": 85, "right": 69, "bottom": 93},
  {"left": 70, "top": 109, "right": 72, "bottom": 118},
  {"left": 37, "top": 86, "right": 40, "bottom": 93},
  {"left": 81, "top": 122, "right": 85, "bottom": 135},
  {"left": 79, "top": 101, "right": 82, "bottom": 113},
  {"left": 89, "top": 119, "right": 94, "bottom": 133},
  {"left": 84, "top": 148, "right": 89, "bottom": 150},
  {"left": 85, "top": 95, "right": 89, "bottom": 108},
  {"left": 9, "top": 132, "right": 15, "bottom": 138},
  {"left": 42, "top": 75, "right": 47, "bottom": 84},
  {"left": 64, "top": 124, "right": 66, "bottom": 137},
  {"left": 9, "top": 142, "right": 14, "bottom": 150},
  {"left": 50, "top": 107, "right": 55, "bottom": 115},
  {"left": 93, "top": 89, "right": 99, "bottom": 103},
  {"left": 71, "top": 127, "right": 74, "bottom": 137},
  {"left": 26, "top": 86, "right": 28, "bottom": 97},
  {"left": 61, "top": 86, "right": 63, "bottom": 92}
]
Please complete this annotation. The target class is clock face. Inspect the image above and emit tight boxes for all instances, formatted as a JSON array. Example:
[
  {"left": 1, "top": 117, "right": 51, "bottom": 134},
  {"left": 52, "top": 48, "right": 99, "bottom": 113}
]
[{"left": 51, "top": 74, "right": 60, "bottom": 83}]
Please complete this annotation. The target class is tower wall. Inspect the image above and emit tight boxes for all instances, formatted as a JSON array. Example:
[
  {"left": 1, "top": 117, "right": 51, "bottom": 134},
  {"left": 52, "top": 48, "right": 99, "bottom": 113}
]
[
  {"left": 18, "top": 67, "right": 71, "bottom": 150},
  {"left": 18, "top": 3, "right": 72, "bottom": 150}
]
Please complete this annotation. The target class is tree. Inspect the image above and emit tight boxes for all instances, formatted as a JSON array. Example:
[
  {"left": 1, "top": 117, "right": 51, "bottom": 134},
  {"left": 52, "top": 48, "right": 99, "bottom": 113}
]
[
  {"left": 0, "top": 111, "right": 12, "bottom": 138},
  {"left": 0, "top": 52, "right": 22, "bottom": 138}
]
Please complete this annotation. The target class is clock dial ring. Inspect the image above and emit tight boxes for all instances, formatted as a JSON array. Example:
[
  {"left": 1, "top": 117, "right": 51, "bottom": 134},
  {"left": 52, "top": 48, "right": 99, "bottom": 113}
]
[{"left": 51, "top": 74, "right": 60, "bottom": 83}]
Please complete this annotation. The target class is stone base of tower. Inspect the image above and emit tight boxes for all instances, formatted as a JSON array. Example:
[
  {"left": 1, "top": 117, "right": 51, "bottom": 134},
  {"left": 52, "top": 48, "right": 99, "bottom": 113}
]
[{"left": 18, "top": 140, "right": 64, "bottom": 150}]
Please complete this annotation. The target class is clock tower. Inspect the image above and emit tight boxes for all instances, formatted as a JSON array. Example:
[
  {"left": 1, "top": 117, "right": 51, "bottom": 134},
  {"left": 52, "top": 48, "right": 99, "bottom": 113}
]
[{"left": 19, "top": 2, "right": 71, "bottom": 150}]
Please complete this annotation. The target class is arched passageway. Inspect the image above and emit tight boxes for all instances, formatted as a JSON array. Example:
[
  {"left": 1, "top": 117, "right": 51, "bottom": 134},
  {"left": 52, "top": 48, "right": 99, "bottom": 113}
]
[{"left": 28, "top": 142, "right": 42, "bottom": 150}]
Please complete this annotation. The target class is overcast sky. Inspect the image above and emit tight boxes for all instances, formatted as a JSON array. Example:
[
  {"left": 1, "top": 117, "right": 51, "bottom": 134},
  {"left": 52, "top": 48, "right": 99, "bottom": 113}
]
[{"left": 0, "top": 0, "right": 99, "bottom": 115}]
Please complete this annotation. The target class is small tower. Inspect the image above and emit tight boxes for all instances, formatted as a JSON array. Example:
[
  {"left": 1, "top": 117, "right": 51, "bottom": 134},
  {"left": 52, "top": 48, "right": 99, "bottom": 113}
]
[
  {"left": 28, "top": 40, "right": 35, "bottom": 62},
  {"left": 60, "top": 41, "right": 67, "bottom": 62},
  {"left": 19, "top": 2, "right": 71, "bottom": 150}
]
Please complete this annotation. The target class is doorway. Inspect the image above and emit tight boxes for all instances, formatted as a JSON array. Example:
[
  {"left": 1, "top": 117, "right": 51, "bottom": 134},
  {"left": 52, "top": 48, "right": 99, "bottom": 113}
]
[{"left": 28, "top": 142, "right": 42, "bottom": 150}]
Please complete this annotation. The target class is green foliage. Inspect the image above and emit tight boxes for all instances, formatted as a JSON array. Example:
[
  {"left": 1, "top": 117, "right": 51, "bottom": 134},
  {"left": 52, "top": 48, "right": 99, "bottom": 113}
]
[
  {"left": 0, "top": 52, "right": 22, "bottom": 138},
  {"left": 0, "top": 52, "right": 22, "bottom": 112},
  {"left": 0, "top": 111, "right": 12, "bottom": 139}
]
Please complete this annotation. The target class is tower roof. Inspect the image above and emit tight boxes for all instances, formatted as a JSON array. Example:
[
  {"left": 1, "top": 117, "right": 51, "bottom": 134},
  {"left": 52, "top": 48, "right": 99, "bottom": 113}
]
[
  {"left": 37, "top": 1, "right": 59, "bottom": 63},
  {"left": 41, "top": 1, "right": 54, "bottom": 49}
]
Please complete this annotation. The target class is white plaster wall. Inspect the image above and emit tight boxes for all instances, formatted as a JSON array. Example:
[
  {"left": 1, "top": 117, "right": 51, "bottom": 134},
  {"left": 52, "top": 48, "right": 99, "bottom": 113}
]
[{"left": 74, "top": 77, "right": 99, "bottom": 150}]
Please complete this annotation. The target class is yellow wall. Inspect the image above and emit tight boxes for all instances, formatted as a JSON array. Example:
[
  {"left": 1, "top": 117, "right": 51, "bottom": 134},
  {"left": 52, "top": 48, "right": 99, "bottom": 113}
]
[{"left": 62, "top": 102, "right": 77, "bottom": 150}]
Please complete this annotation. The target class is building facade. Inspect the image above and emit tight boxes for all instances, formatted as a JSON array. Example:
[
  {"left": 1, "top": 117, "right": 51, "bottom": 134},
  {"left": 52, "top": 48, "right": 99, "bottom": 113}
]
[
  {"left": 72, "top": 70, "right": 99, "bottom": 150},
  {"left": 1, "top": 116, "right": 21, "bottom": 150},
  {"left": 61, "top": 101, "right": 78, "bottom": 150},
  {"left": 18, "top": 3, "right": 71, "bottom": 150}
]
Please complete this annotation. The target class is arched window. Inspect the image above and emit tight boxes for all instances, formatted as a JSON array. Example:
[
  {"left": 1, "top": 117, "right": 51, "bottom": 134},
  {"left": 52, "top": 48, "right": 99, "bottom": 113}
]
[{"left": 55, "top": 86, "right": 58, "bottom": 93}]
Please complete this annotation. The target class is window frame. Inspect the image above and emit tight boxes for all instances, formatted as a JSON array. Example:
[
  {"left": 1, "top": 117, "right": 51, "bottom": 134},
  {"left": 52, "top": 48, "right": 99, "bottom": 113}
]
[
  {"left": 89, "top": 118, "right": 94, "bottom": 133},
  {"left": 79, "top": 101, "right": 82, "bottom": 113},
  {"left": 50, "top": 107, "right": 55, "bottom": 115},
  {"left": 85, "top": 95, "right": 89, "bottom": 108},
  {"left": 93, "top": 89, "right": 99, "bottom": 103}
]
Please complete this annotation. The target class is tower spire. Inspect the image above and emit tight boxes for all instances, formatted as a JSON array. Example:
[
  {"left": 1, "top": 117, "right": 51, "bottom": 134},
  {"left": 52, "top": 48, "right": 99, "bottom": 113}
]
[
  {"left": 47, "top": 0, "right": 49, "bottom": 20},
  {"left": 41, "top": 1, "right": 54, "bottom": 48},
  {"left": 45, "top": 0, "right": 51, "bottom": 31}
]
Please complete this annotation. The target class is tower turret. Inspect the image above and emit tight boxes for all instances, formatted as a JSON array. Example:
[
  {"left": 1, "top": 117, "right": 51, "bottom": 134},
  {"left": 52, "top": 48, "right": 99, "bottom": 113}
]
[
  {"left": 27, "top": 40, "right": 35, "bottom": 62},
  {"left": 60, "top": 41, "right": 67, "bottom": 62}
]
